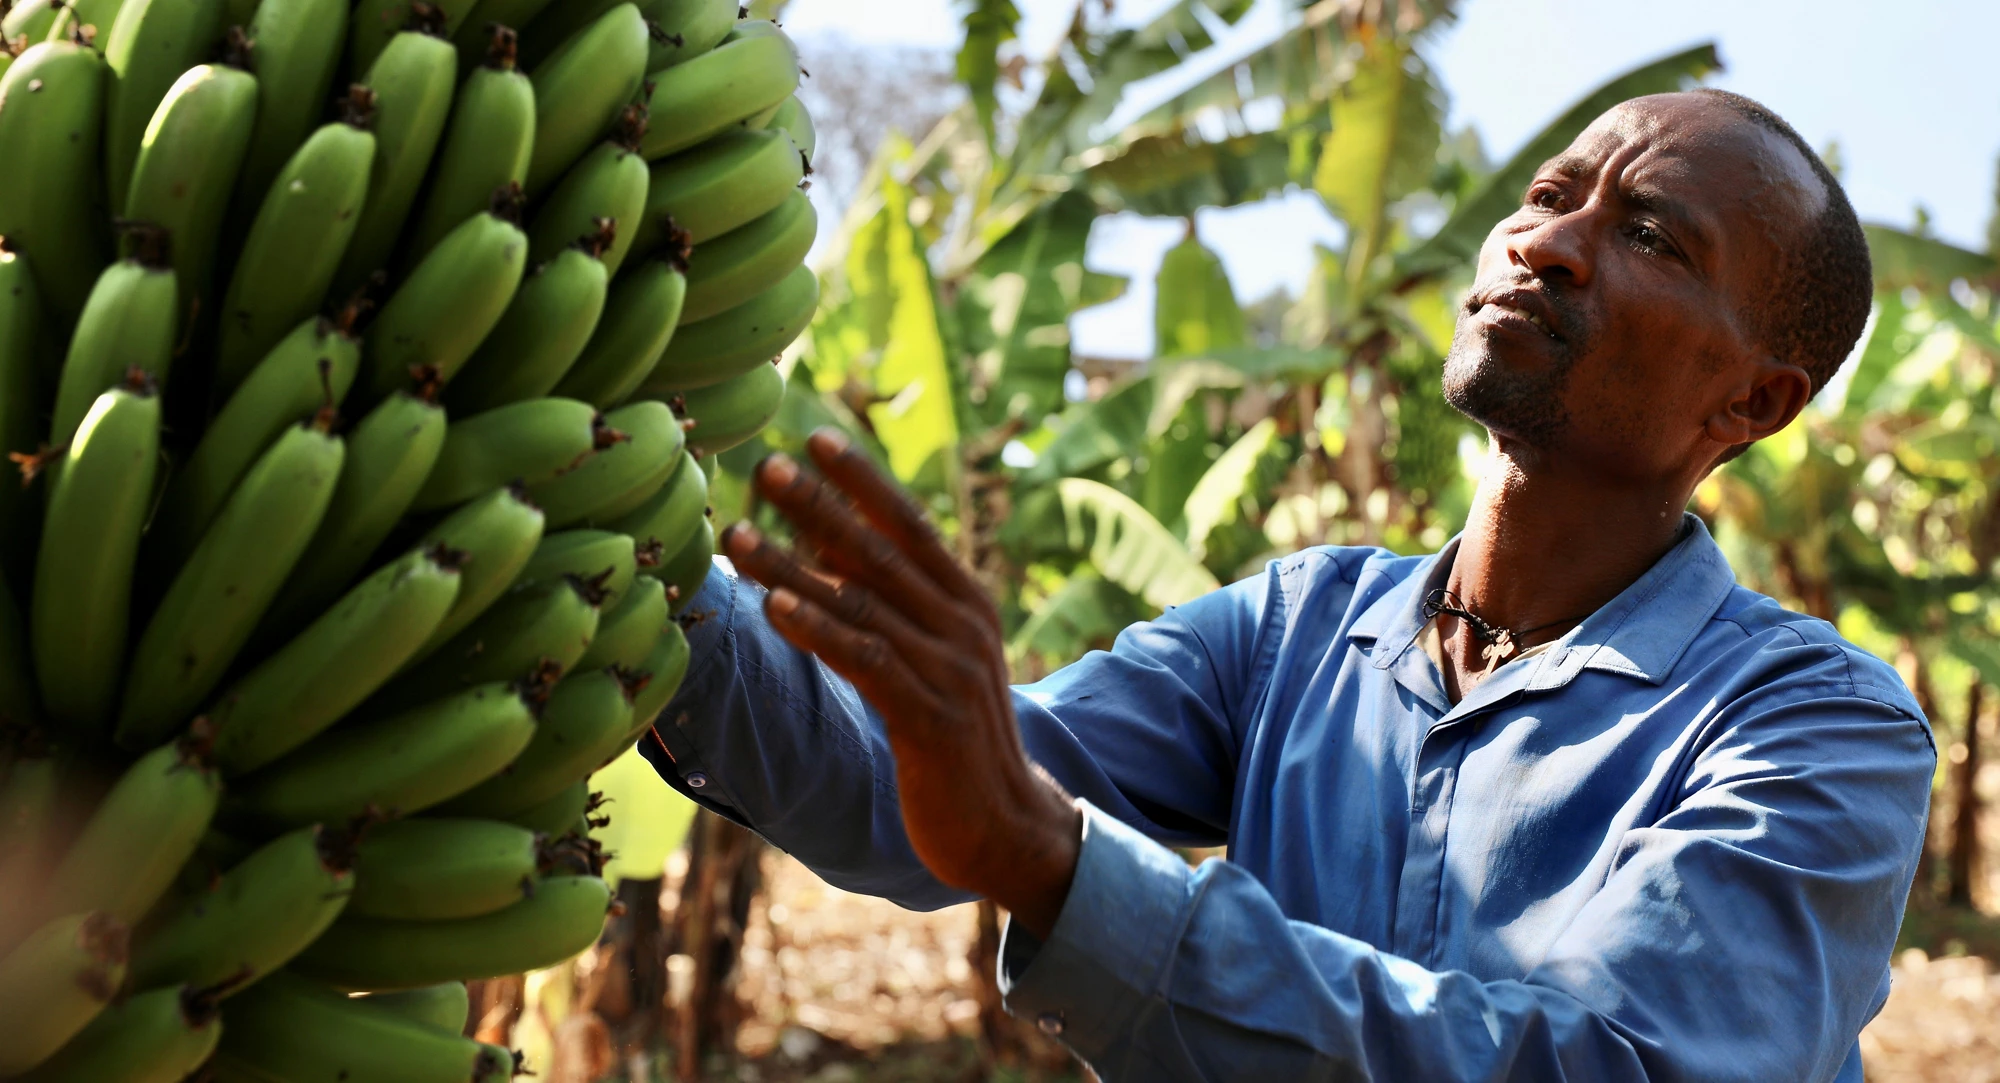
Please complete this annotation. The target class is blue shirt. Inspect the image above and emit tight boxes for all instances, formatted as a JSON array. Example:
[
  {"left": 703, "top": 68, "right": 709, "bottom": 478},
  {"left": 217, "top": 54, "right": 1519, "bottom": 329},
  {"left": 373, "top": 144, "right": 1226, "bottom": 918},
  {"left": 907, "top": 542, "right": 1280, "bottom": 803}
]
[{"left": 637, "top": 515, "right": 1935, "bottom": 1082}]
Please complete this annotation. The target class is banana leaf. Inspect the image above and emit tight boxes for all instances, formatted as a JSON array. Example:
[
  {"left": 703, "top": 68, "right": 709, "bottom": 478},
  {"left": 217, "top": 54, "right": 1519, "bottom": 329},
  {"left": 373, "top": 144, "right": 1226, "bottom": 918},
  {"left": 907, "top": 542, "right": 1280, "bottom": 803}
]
[{"left": 1864, "top": 224, "right": 1997, "bottom": 293}]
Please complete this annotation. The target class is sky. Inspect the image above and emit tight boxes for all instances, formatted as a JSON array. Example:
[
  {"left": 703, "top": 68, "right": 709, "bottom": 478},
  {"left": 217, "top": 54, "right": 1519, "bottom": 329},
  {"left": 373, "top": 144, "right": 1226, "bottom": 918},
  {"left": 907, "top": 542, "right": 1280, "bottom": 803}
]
[{"left": 780, "top": 0, "right": 2000, "bottom": 359}]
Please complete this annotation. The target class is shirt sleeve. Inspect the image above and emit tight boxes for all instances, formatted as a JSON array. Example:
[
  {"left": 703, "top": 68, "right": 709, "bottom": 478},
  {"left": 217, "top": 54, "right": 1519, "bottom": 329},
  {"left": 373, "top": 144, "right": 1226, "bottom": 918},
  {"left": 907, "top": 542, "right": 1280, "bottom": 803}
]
[
  {"left": 999, "top": 656, "right": 1935, "bottom": 1083},
  {"left": 636, "top": 559, "right": 1277, "bottom": 910}
]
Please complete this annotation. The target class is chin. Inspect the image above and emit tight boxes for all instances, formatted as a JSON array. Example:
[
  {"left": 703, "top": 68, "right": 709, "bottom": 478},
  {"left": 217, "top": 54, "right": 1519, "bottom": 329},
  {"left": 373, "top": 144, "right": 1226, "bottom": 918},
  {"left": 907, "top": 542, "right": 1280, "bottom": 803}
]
[{"left": 1442, "top": 337, "right": 1573, "bottom": 450}]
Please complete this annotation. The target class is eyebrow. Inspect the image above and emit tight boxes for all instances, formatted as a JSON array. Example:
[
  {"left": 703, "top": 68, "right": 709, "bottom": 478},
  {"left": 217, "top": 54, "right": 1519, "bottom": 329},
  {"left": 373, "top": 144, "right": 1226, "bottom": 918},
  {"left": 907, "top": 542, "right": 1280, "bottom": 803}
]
[{"left": 1624, "top": 184, "right": 1714, "bottom": 254}]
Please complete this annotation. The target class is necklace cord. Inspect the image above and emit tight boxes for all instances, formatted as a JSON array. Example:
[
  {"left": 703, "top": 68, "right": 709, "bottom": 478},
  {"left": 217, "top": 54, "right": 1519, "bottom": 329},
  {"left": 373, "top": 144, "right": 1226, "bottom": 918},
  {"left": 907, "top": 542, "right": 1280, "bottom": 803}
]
[{"left": 1421, "top": 589, "right": 1589, "bottom": 647}]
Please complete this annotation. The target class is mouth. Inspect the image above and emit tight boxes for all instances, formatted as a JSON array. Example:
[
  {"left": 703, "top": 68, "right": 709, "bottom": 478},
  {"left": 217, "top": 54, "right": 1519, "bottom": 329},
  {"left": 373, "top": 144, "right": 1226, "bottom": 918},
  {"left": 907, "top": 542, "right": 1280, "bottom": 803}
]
[{"left": 1467, "top": 290, "right": 1562, "bottom": 341}]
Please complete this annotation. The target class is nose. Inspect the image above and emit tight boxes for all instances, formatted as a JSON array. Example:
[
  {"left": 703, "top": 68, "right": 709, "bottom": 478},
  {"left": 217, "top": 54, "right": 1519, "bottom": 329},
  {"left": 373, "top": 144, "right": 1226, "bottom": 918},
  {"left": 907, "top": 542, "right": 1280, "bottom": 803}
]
[{"left": 1506, "top": 208, "right": 1594, "bottom": 289}]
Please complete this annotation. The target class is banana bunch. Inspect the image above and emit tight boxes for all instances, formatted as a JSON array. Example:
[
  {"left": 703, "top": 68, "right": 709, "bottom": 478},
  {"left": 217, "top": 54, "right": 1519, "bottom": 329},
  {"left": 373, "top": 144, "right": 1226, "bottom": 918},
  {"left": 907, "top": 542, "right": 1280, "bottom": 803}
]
[{"left": 0, "top": 0, "right": 819, "bottom": 1074}]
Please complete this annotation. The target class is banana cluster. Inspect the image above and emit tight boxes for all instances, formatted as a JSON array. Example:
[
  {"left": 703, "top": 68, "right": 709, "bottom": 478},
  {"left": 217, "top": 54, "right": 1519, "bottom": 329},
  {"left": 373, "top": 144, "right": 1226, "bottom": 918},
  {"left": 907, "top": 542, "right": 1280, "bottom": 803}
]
[{"left": 0, "top": 0, "right": 817, "bottom": 1076}]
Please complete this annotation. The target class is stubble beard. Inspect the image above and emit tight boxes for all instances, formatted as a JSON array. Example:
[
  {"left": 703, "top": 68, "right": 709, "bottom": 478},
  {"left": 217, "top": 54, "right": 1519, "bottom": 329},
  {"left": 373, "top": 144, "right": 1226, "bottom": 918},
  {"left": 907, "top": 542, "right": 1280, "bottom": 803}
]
[{"left": 1442, "top": 321, "right": 1580, "bottom": 451}]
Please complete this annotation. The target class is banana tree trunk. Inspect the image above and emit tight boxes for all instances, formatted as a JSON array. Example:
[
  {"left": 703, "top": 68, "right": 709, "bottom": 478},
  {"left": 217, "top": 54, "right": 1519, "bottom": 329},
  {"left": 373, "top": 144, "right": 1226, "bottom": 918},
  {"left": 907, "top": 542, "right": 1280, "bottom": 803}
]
[
  {"left": 669, "top": 809, "right": 763, "bottom": 1080},
  {"left": 1948, "top": 682, "right": 1985, "bottom": 909}
]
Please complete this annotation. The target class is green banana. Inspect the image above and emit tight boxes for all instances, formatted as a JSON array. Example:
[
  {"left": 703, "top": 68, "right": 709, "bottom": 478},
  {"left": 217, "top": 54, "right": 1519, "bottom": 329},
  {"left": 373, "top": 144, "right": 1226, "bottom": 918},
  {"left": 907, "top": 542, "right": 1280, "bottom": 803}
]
[
  {"left": 44, "top": 737, "right": 221, "bottom": 925},
  {"left": 412, "top": 396, "right": 605, "bottom": 512},
  {"left": 524, "top": 2, "right": 648, "bottom": 196},
  {"left": 363, "top": 982, "right": 470, "bottom": 1034},
  {"left": 0, "top": 42, "right": 110, "bottom": 325},
  {"left": 645, "top": 261, "right": 817, "bottom": 392},
  {"left": 574, "top": 574, "right": 666, "bottom": 672},
  {"left": 0, "top": 750, "right": 60, "bottom": 951},
  {"left": 350, "top": 0, "right": 482, "bottom": 75},
  {"left": 643, "top": 0, "right": 736, "bottom": 70},
  {"left": 633, "top": 127, "right": 803, "bottom": 251},
  {"left": 674, "top": 357, "right": 786, "bottom": 458},
  {"left": 127, "top": 825, "right": 355, "bottom": 992},
  {"left": 409, "top": 485, "right": 547, "bottom": 660},
  {"left": 516, "top": 529, "right": 639, "bottom": 606},
  {"left": 214, "top": 107, "right": 376, "bottom": 395},
  {"left": 443, "top": 241, "right": 610, "bottom": 415},
  {"left": 230, "top": 682, "right": 540, "bottom": 829},
  {"left": 405, "top": 26, "right": 535, "bottom": 266},
  {"left": 234, "top": 0, "right": 348, "bottom": 218},
  {"left": 658, "top": 516, "right": 714, "bottom": 613},
  {"left": 70, "top": 0, "right": 135, "bottom": 37},
  {"left": 582, "top": 460, "right": 676, "bottom": 526},
  {"left": 550, "top": 257, "right": 686, "bottom": 408},
  {"left": 369, "top": 575, "right": 603, "bottom": 716},
  {"left": 100, "top": 0, "right": 229, "bottom": 213},
  {"left": 222, "top": 971, "right": 517, "bottom": 1081},
  {"left": 0, "top": 240, "right": 45, "bottom": 588},
  {"left": 637, "top": 27, "right": 800, "bottom": 160},
  {"left": 624, "top": 617, "right": 689, "bottom": 738},
  {"left": 0, "top": 912, "right": 128, "bottom": 1075},
  {"left": 528, "top": 127, "right": 650, "bottom": 276},
  {"left": 349, "top": 818, "right": 542, "bottom": 920},
  {"left": 0, "top": 0, "right": 59, "bottom": 43},
  {"left": 736, "top": 97, "right": 783, "bottom": 132},
  {"left": 150, "top": 317, "right": 360, "bottom": 573},
  {"left": 608, "top": 450, "right": 706, "bottom": 565},
  {"left": 677, "top": 188, "right": 816, "bottom": 323},
  {"left": 258, "top": 390, "right": 448, "bottom": 637},
  {"left": 767, "top": 94, "right": 815, "bottom": 161},
  {"left": 436, "top": 666, "right": 636, "bottom": 817},
  {"left": 514, "top": 0, "right": 625, "bottom": 69},
  {"left": 331, "top": 28, "right": 459, "bottom": 300},
  {"left": 30, "top": 376, "right": 160, "bottom": 737},
  {"left": 124, "top": 60, "right": 259, "bottom": 336},
  {"left": 505, "top": 779, "right": 589, "bottom": 836},
  {"left": 12, "top": 983, "right": 222, "bottom": 1083},
  {"left": 360, "top": 208, "right": 529, "bottom": 403},
  {"left": 210, "top": 545, "right": 461, "bottom": 774},
  {"left": 49, "top": 249, "right": 177, "bottom": 454},
  {"left": 116, "top": 421, "right": 345, "bottom": 750},
  {"left": 449, "top": 0, "right": 559, "bottom": 68},
  {"left": 526, "top": 399, "right": 685, "bottom": 528},
  {"left": 293, "top": 874, "right": 610, "bottom": 990}
]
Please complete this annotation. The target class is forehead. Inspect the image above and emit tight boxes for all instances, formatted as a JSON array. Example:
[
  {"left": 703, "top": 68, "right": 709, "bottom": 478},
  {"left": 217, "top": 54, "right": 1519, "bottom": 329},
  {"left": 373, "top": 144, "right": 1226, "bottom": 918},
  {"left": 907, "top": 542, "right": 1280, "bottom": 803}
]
[{"left": 1547, "top": 94, "right": 1823, "bottom": 225}]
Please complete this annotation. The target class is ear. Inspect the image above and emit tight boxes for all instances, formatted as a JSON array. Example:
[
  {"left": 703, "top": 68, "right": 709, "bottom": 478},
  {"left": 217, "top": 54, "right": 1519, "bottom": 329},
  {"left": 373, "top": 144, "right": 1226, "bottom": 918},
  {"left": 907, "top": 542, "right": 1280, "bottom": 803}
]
[{"left": 1705, "top": 357, "right": 1812, "bottom": 449}]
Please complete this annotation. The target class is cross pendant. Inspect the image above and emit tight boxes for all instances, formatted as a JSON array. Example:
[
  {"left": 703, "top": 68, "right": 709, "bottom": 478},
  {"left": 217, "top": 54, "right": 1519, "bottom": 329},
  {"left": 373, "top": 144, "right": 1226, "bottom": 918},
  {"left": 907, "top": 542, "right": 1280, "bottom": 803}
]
[{"left": 1478, "top": 631, "right": 1516, "bottom": 678}]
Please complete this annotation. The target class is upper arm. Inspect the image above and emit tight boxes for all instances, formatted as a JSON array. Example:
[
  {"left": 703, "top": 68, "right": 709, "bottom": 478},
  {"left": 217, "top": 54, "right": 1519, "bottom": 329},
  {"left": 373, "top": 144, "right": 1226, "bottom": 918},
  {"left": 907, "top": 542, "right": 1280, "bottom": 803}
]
[
  {"left": 1529, "top": 645, "right": 1934, "bottom": 1081},
  {"left": 1011, "top": 568, "right": 1282, "bottom": 846}
]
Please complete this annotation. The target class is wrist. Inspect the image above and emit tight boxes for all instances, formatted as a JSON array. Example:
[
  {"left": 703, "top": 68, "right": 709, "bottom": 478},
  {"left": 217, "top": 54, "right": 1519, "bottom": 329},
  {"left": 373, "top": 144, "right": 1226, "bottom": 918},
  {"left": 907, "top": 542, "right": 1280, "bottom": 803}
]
[{"left": 986, "top": 790, "right": 1083, "bottom": 940}]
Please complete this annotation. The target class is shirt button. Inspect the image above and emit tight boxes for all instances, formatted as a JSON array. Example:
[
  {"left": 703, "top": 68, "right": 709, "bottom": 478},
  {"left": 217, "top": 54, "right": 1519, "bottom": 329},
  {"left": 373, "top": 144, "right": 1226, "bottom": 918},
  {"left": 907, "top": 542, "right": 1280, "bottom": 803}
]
[
  {"left": 686, "top": 772, "right": 709, "bottom": 789},
  {"left": 1036, "top": 1012, "right": 1064, "bottom": 1037}
]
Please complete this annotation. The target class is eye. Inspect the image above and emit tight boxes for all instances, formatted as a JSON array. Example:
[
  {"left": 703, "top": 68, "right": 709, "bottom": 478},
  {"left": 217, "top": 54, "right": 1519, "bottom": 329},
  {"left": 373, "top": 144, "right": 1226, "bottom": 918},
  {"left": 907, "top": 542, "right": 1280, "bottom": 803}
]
[
  {"left": 1628, "top": 221, "right": 1676, "bottom": 255},
  {"left": 1527, "top": 185, "right": 1566, "bottom": 211}
]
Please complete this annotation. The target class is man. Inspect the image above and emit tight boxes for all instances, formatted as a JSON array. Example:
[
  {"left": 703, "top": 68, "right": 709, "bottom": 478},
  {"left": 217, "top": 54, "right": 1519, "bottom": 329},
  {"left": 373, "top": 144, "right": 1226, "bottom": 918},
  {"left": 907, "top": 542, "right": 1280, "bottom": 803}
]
[{"left": 638, "top": 89, "right": 1934, "bottom": 1081}]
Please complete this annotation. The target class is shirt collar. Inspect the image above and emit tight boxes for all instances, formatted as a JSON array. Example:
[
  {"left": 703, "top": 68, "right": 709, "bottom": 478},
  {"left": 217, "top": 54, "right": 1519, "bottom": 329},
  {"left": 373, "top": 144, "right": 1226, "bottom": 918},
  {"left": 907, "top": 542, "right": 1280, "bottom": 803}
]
[{"left": 1348, "top": 513, "right": 1737, "bottom": 689}]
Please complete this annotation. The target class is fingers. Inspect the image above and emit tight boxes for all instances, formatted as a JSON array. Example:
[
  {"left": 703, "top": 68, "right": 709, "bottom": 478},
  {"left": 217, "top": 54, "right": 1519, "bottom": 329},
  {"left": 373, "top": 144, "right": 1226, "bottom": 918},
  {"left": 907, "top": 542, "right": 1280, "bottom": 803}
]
[
  {"left": 722, "top": 522, "right": 953, "bottom": 676},
  {"left": 762, "top": 586, "right": 945, "bottom": 729},
  {"left": 804, "top": 430, "right": 992, "bottom": 612},
  {"left": 750, "top": 452, "right": 966, "bottom": 638}
]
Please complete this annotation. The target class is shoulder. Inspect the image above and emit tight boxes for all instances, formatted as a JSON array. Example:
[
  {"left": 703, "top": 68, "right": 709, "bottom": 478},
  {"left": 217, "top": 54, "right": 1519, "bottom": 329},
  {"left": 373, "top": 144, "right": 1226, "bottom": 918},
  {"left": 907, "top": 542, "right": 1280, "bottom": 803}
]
[
  {"left": 1262, "top": 544, "right": 1428, "bottom": 608},
  {"left": 1697, "top": 584, "right": 1932, "bottom": 744}
]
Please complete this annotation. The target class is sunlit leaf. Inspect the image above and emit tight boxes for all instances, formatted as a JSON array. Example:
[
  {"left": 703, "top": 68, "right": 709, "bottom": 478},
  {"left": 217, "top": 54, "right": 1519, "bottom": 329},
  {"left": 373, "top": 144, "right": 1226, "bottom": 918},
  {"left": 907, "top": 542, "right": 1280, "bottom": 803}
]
[
  {"left": 1080, "top": 121, "right": 1318, "bottom": 218},
  {"left": 1314, "top": 37, "right": 1442, "bottom": 282},
  {"left": 823, "top": 136, "right": 960, "bottom": 482},
  {"left": 1155, "top": 232, "right": 1247, "bottom": 358},
  {"left": 955, "top": 0, "right": 1020, "bottom": 145},
  {"left": 1009, "top": 570, "right": 1150, "bottom": 663},
  {"left": 1394, "top": 43, "right": 1721, "bottom": 284},
  {"left": 1863, "top": 224, "right": 1998, "bottom": 293},
  {"left": 1140, "top": 399, "right": 1212, "bottom": 532},
  {"left": 1023, "top": 377, "right": 1155, "bottom": 483},
  {"left": 1052, "top": 478, "right": 1220, "bottom": 607},
  {"left": 1183, "top": 417, "right": 1279, "bottom": 560}
]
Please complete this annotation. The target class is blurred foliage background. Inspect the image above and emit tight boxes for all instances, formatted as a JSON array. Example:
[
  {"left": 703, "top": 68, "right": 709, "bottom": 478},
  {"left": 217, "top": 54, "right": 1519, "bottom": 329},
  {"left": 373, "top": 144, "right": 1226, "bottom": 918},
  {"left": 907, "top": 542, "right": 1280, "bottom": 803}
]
[{"left": 550, "top": 0, "right": 2000, "bottom": 1078}]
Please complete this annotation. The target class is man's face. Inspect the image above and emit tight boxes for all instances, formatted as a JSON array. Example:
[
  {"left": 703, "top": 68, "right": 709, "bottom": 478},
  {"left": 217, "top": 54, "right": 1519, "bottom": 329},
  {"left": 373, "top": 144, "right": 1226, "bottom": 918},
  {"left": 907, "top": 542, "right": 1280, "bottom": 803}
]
[{"left": 1443, "top": 93, "right": 1824, "bottom": 479}]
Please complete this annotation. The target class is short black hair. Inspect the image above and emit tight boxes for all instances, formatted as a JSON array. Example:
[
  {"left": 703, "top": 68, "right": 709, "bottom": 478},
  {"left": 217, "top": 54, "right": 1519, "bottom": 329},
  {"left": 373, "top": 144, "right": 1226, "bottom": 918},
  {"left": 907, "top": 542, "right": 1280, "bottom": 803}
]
[{"left": 1689, "top": 89, "right": 1874, "bottom": 397}]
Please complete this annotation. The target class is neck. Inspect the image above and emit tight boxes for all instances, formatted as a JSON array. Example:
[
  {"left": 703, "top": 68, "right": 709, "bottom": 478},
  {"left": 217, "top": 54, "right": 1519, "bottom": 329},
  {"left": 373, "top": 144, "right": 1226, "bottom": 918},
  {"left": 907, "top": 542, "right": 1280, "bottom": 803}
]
[{"left": 1446, "top": 445, "right": 1694, "bottom": 636}]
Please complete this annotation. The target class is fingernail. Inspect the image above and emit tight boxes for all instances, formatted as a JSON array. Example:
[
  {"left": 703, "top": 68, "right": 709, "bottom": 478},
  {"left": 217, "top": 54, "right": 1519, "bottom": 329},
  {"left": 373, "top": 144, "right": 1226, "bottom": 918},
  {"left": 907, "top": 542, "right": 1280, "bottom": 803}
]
[
  {"left": 762, "top": 453, "right": 798, "bottom": 486},
  {"left": 812, "top": 428, "right": 850, "bottom": 453},
  {"left": 722, "top": 524, "right": 761, "bottom": 555},
  {"left": 768, "top": 587, "right": 799, "bottom": 616}
]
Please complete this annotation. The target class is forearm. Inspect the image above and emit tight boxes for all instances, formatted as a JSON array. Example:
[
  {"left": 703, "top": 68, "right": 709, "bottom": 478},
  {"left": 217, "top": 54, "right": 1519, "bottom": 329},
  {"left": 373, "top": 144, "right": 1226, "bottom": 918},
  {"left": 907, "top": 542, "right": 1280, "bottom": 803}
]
[{"left": 1002, "top": 805, "right": 1849, "bottom": 1083}]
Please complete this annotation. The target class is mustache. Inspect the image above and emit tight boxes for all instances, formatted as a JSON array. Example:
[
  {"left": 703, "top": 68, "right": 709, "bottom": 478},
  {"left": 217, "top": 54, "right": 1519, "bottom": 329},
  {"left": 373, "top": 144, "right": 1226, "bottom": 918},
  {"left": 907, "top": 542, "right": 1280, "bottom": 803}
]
[{"left": 1463, "top": 280, "right": 1587, "bottom": 345}]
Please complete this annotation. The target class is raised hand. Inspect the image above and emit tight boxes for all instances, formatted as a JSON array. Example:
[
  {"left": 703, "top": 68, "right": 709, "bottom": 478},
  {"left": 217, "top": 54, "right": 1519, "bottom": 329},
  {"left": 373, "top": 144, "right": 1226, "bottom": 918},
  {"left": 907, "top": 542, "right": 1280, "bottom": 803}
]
[{"left": 719, "top": 428, "right": 1081, "bottom": 938}]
